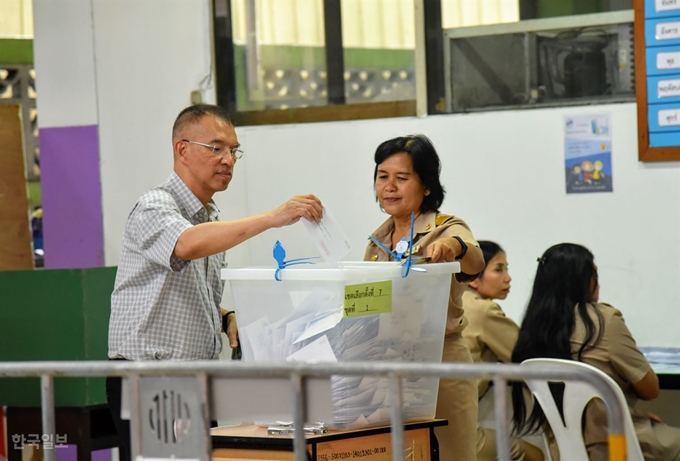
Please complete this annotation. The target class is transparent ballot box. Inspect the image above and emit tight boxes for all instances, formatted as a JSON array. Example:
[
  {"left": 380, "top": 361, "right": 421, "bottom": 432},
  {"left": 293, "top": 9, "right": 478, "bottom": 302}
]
[{"left": 221, "top": 261, "right": 459, "bottom": 428}]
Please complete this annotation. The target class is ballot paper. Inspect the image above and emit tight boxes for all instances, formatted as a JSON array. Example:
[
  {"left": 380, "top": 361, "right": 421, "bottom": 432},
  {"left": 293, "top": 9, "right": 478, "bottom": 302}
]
[
  {"left": 293, "top": 306, "right": 344, "bottom": 344},
  {"left": 377, "top": 306, "right": 422, "bottom": 341},
  {"left": 302, "top": 206, "right": 351, "bottom": 263},
  {"left": 237, "top": 284, "right": 446, "bottom": 428},
  {"left": 239, "top": 316, "right": 271, "bottom": 362},
  {"left": 286, "top": 335, "right": 338, "bottom": 362}
]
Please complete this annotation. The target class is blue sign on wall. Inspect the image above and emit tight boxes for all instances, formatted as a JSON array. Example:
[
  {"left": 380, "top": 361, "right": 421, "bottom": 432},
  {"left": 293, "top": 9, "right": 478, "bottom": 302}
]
[{"left": 644, "top": 0, "right": 680, "bottom": 148}]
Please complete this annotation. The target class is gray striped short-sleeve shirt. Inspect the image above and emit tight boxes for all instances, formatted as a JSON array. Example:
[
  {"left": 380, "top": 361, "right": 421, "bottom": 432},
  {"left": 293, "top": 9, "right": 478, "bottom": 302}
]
[{"left": 108, "top": 173, "right": 225, "bottom": 361}]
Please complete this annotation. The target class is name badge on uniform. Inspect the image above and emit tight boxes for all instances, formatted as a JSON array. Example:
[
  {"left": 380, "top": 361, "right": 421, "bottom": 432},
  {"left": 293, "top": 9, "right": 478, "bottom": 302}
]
[{"left": 394, "top": 238, "right": 409, "bottom": 260}]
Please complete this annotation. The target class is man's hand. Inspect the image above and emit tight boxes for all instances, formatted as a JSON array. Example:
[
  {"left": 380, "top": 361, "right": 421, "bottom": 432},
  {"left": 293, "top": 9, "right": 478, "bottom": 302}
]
[
  {"left": 268, "top": 195, "right": 323, "bottom": 227},
  {"left": 221, "top": 309, "right": 239, "bottom": 349},
  {"left": 225, "top": 313, "right": 238, "bottom": 349}
]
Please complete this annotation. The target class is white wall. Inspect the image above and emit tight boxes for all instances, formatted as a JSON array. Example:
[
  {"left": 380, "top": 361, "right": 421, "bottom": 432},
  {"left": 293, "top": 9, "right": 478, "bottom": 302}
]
[
  {"left": 232, "top": 104, "right": 680, "bottom": 348},
  {"left": 91, "top": 0, "right": 254, "bottom": 269},
  {"left": 90, "top": 2, "right": 680, "bottom": 348},
  {"left": 33, "top": 0, "right": 98, "bottom": 128}
]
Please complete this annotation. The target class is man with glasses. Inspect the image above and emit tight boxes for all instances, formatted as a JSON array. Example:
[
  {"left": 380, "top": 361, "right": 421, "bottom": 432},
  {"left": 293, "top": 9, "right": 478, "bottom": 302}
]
[{"left": 106, "top": 104, "right": 323, "bottom": 461}]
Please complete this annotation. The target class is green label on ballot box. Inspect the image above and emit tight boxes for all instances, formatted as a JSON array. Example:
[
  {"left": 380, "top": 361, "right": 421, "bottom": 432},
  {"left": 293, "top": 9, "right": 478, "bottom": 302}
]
[{"left": 343, "top": 280, "right": 392, "bottom": 317}]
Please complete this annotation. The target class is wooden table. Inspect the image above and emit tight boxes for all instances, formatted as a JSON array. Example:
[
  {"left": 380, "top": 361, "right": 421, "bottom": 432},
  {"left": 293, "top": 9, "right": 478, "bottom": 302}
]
[
  {"left": 212, "top": 420, "right": 447, "bottom": 461},
  {"left": 653, "top": 363, "right": 680, "bottom": 390}
]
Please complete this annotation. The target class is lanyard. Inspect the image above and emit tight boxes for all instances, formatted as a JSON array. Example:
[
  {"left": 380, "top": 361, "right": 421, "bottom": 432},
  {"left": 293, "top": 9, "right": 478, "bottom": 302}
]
[{"left": 368, "top": 212, "right": 419, "bottom": 277}]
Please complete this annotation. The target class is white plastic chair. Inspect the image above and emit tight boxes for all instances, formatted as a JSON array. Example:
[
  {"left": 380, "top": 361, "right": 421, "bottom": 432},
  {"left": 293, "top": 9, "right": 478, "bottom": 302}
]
[{"left": 520, "top": 358, "right": 644, "bottom": 461}]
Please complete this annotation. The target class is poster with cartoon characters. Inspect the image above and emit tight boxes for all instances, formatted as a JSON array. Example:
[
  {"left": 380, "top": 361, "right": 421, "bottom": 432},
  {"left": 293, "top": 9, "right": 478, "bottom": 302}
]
[{"left": 564, "top": 115, "right": 613, "bottom": 194}]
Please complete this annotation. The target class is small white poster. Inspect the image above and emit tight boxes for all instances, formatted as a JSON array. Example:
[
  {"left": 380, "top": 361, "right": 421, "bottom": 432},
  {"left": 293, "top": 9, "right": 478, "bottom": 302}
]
[{"left": 564, "top": 115, "right": 613, "bottom": 194}]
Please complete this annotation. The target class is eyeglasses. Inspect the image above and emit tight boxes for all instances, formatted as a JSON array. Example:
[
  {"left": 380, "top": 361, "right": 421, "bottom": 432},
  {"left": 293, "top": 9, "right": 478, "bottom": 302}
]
[{"left": 182, "top": 139, "right": 244, "bottom": 160}]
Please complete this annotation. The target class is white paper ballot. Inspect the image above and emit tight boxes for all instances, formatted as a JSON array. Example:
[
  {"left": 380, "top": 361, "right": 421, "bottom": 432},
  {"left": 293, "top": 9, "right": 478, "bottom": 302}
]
[
  {"left": 293, "top": 306, "right": 344, "bottom": 344},
  {"left": 302, "top": 207, "right": 351, "bottom": 263},
  {"left": 286, "top": 335, "right": 338, "bottom": 362}
]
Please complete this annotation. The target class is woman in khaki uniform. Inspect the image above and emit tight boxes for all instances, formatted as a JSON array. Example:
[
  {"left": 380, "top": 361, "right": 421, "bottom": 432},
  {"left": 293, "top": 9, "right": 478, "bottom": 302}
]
[
  {"left": 364, "top": 134, "right": 484, "bottom": 461},
  {"left": 511, "top": 243, "right": 680, "bottom": 461},
  {"left": 463, "top": 241, "right": 544, "bottom": 461}
]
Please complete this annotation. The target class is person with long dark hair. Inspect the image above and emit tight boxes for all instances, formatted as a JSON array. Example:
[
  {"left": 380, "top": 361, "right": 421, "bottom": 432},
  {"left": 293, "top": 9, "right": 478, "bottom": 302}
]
[
  {"left": 511, "top": 243, "right": 680, "bottom": 460},
  {"left": 463, "top": 241, "right": 544, "bottom": 460},
  {"left": 365, "top": 134, "right": 485, "bottom": 461}
]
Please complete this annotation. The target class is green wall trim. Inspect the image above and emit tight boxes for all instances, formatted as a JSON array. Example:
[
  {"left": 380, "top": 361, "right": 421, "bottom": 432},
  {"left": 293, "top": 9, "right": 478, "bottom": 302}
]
[
  {"left": 249, "top": 44, "right": 414, "bottom": 69},
  {"left": 259, "top": 44, "right": 325, "bottom": 68},
  {"left": 0, "top": 39, "right": 34, "bottom": 65},
  {"left": 27, "top": 180, "right": 41, "bottom": 209},
  {"left": 537, "top": 0, "right": 604, "bottom": 17},
  {"left": 343, "top": 48, "right": 414, "bottom": 68}
]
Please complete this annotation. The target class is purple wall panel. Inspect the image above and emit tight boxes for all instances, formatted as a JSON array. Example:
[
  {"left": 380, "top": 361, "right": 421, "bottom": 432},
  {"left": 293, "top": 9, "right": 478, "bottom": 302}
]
[
  {"left": 40, "top": 125, "right": 104, "bottom": 268},
  {"left": 55, "top": 445, "right": 112, "bottom": 461}
]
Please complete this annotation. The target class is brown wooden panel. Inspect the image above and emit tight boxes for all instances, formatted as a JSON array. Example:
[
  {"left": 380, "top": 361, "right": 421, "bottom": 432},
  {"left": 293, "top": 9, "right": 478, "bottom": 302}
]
[
  {"left": 211, "top": 421, "right": 444, "bottom": 461},
  {"left": 232, "top": 100, "right": 416, "bottom": 126},
  {"left": 0, "top": 104, "right": 33, "bottom": 270},
  {"left": 316, "top": 427, "right": 430, "bottom": 461},
  {"left": 634, "top": 0, "right": 680, "bottom": 161},
  {"left": 213, "top": 448, "right": 295, "bottom": 460}
]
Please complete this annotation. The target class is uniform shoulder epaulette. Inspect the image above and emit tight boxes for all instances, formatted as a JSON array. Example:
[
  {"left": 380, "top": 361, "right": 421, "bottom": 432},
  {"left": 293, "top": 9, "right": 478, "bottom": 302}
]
[
  {"left": 599, "top": 302, "right": 615, "bottom": 309},
  {"left": 435, "top": 213, "right": 455, "bottom": 227}
]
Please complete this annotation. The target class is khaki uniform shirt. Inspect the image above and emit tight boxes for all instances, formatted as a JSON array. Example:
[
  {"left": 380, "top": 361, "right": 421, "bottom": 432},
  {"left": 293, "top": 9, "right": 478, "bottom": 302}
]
[
  {"left": 573, "top": 303, "right": 662, "bottom": 461},
  {"left": 364, "top": 211, "right": 480, "bottom": 336},
  {"left": 462, "top": 288, "right": 520, "bottom": 397}
]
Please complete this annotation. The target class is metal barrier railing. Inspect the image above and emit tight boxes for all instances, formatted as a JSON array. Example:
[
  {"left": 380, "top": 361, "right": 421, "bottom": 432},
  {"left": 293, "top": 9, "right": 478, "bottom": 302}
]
[{"left": 0, "top": 360, "right": 628, "bottom": 461}]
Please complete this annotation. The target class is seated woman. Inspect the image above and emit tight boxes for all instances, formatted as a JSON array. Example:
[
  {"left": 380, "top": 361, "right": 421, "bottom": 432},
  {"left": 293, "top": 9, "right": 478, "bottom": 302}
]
[
  {"left": 511, "top": 243, "right": 680, "bottom": 460},
  {"left": 463, "top": 241, "right": 544, "bottom": 461},
  {"left": 364, "top": 134, "right": 484, "bottom": 461}
]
